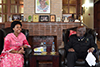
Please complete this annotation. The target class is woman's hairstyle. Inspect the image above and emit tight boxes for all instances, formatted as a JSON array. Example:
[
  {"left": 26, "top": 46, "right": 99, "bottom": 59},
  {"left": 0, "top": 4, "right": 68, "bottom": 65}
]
[{"left": 11, "top": 21, "right": 22, "bottom": 32}]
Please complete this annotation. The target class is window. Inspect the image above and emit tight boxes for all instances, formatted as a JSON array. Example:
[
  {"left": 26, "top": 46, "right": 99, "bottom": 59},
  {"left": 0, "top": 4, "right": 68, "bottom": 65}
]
[
  {"left": 63, "top": 0, "right": 77, "bottom": 14},
  {"left": 0, "top": 0, "right": 23, "bottom": 23},
  {"left": 0, "top": 0, "right": 7, "bottom": 22}
]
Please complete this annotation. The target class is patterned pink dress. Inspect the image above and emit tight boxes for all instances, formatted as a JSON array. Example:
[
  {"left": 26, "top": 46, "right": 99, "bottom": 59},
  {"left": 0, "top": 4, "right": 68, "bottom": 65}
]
[{"left": 0, "top": 32, "right": 31, "bottom": 67}]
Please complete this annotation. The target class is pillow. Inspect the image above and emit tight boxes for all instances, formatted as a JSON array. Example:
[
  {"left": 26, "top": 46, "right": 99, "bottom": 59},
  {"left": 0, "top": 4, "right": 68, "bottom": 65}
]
[{"left": 69, "top": 30, "right": 76, "bottom": 37}]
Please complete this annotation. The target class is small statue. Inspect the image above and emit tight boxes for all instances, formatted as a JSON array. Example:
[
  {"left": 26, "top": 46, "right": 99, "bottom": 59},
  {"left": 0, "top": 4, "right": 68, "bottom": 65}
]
[{"left": 8, "top": 16, "right": 12, "bottom": 22}]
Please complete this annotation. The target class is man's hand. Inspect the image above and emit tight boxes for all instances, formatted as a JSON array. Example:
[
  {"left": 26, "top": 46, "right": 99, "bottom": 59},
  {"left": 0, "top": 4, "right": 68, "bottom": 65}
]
[
  {"left": 88, "top": 47, "right": 95, "bottom": 53},
  {"left": 68, "top": 48, "right": 75, "bottom": 52}
]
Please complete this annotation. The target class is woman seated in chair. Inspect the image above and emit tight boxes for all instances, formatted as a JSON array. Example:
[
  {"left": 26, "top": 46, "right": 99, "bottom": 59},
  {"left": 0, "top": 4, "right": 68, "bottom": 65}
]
[
  {"left": 0, "top": 21, "right": 31, "bottom": 67},
  {"left": 65, "top": 26, "right": 97, "bottom": 67}
]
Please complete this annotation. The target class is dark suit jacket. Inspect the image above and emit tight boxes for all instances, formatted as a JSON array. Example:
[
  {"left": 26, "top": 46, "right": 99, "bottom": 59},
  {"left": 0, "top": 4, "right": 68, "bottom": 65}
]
[{"left": 65, "top": 33, "right": 97, "bottom": 54}]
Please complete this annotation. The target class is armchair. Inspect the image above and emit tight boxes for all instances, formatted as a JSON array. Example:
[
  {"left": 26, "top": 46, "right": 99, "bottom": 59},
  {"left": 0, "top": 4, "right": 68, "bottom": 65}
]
[
  {"left": 59, "top": 27, "right": 99, "bottom": 66},
  {"left": 0, "top": 27, "right": 32, "bottom": 67}
]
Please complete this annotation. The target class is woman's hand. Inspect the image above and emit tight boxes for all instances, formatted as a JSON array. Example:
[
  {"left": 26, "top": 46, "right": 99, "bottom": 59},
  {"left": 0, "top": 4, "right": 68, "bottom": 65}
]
[
  {"left": 18, "top": 47, "right": 25, "bottom": 54},
  {"left": 10, "top": 47, "right": 25, "bottom": 54},
  {"left": 20, "top": 45, "right": 29, "bottom": 49}
]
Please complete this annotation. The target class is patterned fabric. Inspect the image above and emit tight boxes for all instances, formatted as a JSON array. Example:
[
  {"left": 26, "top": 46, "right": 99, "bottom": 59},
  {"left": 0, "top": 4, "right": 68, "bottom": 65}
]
[{"left": 0, "top": 32, "right": 31, "bottom": 67}]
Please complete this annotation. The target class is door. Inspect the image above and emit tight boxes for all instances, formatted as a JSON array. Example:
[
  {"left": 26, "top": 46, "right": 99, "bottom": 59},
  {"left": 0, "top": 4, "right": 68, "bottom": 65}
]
[{"left": 94, "top": 1, "right": 100, "bottom": 39}]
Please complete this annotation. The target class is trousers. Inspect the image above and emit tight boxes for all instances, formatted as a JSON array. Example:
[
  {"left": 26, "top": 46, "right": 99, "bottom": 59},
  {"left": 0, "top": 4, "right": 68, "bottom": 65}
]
[{"left": 67, "top": 52, "right": 96, "bottom": 67}]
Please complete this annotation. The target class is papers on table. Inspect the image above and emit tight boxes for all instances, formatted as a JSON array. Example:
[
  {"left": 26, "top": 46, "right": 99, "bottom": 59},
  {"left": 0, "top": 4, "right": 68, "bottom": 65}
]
[
  {"left": 85, "top": 52, "right": 96, "bottom": 66},
  {"left": 34, "top": 47, "right": 44, "bottom": 52}
]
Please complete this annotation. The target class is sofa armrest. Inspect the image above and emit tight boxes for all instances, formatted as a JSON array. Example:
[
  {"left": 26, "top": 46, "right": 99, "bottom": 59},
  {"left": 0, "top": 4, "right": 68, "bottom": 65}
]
[
  {"left": 59, "top": 48, "right": 66, "bottom": 61},
  {"left": 95, "top": 49, "right": 100, "bottom": 62},
  {"left": 24, "top": 48, "right": 32, "bottom": 58},
  {"left": 24, "top": 48, "right": 32, "bottom": 67}
]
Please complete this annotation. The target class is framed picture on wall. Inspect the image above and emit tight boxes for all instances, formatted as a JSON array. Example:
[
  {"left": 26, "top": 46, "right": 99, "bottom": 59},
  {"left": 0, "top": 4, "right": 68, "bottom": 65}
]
[
  {"left": 35, "top": 0, "right": 50, "bottom": 13},
  {"left": 39, "top": 15, "right": 49, "bottom": 22}
]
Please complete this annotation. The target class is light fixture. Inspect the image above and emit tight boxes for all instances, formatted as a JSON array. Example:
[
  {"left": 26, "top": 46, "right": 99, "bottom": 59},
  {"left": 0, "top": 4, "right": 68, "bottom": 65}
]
[{"left": 82, "top": 0, "right": 93, "bottom": 7}]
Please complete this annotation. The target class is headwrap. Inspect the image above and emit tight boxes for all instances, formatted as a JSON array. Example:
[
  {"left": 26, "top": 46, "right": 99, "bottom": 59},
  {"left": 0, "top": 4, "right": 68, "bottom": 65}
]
[{"left": 11, "top": 21, "right": 22, "bottom": 32}]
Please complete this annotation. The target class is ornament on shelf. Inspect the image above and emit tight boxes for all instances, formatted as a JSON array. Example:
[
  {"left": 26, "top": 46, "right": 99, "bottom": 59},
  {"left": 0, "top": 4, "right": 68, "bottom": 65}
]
[
  {"left": 64, "top": 17, "right": 68, "bottom": 22},
  {"left": 8, "top": 16, "right": 12, "bottom": 22},
  {"left": 28, "top": 15, "right": 32, "bottom": 22}
]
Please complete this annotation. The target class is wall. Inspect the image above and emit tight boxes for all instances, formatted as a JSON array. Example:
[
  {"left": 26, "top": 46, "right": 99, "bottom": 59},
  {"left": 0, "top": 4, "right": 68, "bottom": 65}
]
[
  {"left": 24, "top": 0, "right": 62, "bottom": 20},
  {"left": 5, "top": 22, "right": 81, "bottom": 51},
  {"left": 82, "top": 0, "right": 94, "bottom": 29}
]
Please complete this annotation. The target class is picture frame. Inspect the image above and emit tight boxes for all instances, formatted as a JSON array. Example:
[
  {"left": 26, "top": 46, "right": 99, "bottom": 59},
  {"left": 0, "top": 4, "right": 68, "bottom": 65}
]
[
  {"left": 35, "top": 0, "right": 50, "bottom": 13},
  {"left": 12, "top": 14, "right": 21, "bottom": 21},
  {"left": 33, "top": 15, "right": 39, "bottom": 22},
  {"left": 50, "top": 15, "right": 56, "bottom": 22},
  {"left": 39, "top": 15, "right": 49, "bottom": 22},
  {"left": 56, "top": 17, "right": 61, "bottom": 22}
]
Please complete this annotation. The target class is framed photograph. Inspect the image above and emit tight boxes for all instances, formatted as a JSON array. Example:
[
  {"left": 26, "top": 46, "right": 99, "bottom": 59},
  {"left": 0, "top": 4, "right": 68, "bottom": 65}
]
[
  {"left": 50, "top": 15, "right": 56, "bottom": 22},
  {"left": 35, "top": 0, "right": 50, "bottom": 13},
  {"left": 12, "top": 14, "right": 21, "bottom": 21},
  {"left": 33, "top": 15, "right": 39, "bottom": 22},
  {"left": 39, "top": 15, "right": 49, "bottom": 22},
  {"left": 56, "top": 17, "right": 61, "bottom": 22}
]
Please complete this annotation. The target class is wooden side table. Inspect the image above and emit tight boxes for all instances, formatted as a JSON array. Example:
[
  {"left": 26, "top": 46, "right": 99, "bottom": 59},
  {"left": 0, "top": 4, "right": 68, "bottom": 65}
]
[{"left": 29, "top": 52, "right": 60, "bottom": 67}]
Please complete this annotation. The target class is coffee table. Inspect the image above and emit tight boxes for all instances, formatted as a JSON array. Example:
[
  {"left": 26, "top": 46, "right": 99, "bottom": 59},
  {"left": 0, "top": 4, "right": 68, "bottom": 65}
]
[{"left": 29, "top": 52, "right": 60, "bottom": 67}]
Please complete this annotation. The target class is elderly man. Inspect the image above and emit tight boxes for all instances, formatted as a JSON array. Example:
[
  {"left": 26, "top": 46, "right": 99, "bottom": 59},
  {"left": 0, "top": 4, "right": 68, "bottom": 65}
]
[{"left": 65, "top": 26, "right": 97, "bottom": 67}]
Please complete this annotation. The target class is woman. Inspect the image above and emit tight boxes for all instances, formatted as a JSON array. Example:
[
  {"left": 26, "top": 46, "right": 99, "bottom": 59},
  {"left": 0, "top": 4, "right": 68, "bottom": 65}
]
[
  {"left": 37, "top": 0, "right": 49, "bottom": 12},
  {"left": 0, "top": 21, "right": 31, "bottom": 67}
]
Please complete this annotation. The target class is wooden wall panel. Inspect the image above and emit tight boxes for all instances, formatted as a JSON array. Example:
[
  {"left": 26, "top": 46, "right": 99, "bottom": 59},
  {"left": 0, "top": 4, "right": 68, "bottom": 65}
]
[
  {"left": 94, "top": 1, "right": 100, "bottom": 39},
  {"left": 97, "top": 3, "right": 100, "bottom": 11}
]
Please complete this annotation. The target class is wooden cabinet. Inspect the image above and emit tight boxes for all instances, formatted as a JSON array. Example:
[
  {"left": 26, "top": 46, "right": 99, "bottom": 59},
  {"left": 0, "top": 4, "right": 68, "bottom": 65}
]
[
  {"left": 62, "top": 0, "right": 81, "bottom": 18},
  {"left": 29, "top": 53, "right": 60, "bottom": 67},
  {"left": 63, "top": 0, "right": 77, "bottom": 14},
  {"left": 0, "top": 0, "right": 23, "bottom": 23}
]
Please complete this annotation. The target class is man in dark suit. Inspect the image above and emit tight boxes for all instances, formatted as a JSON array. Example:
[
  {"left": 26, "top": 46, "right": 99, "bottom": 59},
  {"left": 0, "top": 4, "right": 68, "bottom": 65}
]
[{"left": 65, "top": 26, "right": 97, "bottom": 67}]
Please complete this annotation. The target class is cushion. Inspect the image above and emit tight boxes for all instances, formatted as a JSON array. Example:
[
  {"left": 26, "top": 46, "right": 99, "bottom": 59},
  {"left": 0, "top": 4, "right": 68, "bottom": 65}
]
[{"left": 69, "top": 30, "right": 76, "bottom": 37}]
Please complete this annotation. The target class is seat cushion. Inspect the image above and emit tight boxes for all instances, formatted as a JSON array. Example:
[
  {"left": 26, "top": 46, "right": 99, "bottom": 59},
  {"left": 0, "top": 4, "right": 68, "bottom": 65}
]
[{"left": 69, "top": 30, "right": 76, "bottom": 37}]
